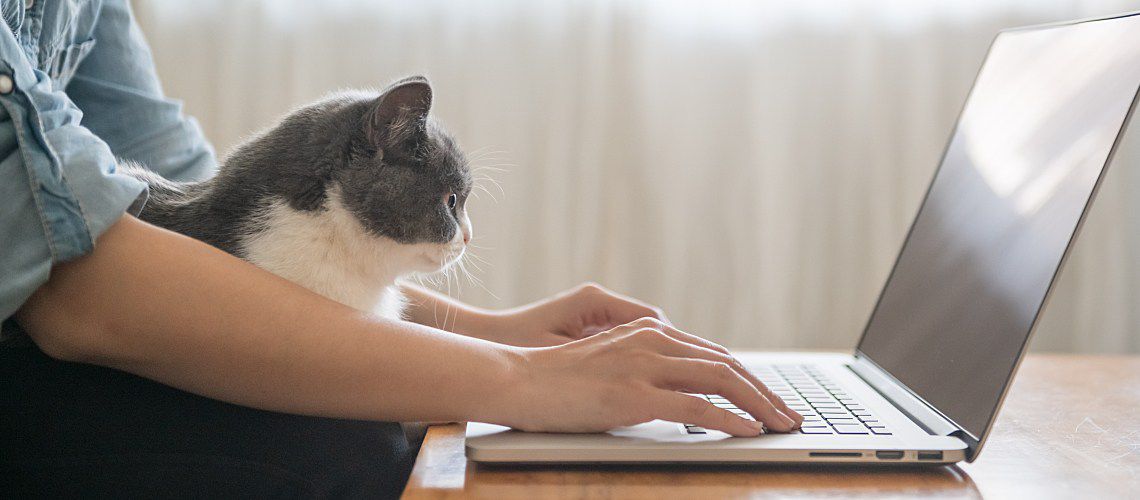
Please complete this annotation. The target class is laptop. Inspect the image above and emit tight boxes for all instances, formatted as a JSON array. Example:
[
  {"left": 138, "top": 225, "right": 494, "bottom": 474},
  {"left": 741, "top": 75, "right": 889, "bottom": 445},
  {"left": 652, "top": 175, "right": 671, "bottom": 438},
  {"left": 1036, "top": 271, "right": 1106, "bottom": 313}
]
[{"left": 466, "top": 11, "right": 1140, "bottom": 464}]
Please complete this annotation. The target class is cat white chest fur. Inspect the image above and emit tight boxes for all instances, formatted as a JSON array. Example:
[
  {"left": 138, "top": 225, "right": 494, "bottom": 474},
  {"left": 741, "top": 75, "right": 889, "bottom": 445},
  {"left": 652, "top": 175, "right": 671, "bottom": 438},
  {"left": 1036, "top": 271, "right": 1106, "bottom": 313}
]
[{"left": 239, "top": 191, "right": 430, "bottom": 319}]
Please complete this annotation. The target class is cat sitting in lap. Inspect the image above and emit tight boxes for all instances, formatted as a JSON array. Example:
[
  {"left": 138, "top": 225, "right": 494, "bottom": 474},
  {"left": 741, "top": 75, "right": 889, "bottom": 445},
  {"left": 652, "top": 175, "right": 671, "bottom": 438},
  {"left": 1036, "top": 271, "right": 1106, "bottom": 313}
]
[{"left": 125, "top": 76, "right": 472, "bottom": 319}]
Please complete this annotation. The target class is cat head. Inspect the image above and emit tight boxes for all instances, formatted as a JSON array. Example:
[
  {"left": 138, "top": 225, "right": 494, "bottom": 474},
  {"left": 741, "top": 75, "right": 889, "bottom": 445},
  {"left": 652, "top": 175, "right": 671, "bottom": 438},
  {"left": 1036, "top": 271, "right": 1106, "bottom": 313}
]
[
  {"left": 331, "top": 76, "right": 474, "bottom": 273},
  {"left": 221, "top": 76, "right": 474, "bottom": 277}
]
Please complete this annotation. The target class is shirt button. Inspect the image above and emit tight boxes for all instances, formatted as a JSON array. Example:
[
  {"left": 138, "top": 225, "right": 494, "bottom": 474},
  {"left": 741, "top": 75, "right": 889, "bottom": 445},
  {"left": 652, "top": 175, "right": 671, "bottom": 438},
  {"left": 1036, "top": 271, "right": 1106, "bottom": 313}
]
[{"left": 0, "top": 75, "right": 13, "bottom": 95}]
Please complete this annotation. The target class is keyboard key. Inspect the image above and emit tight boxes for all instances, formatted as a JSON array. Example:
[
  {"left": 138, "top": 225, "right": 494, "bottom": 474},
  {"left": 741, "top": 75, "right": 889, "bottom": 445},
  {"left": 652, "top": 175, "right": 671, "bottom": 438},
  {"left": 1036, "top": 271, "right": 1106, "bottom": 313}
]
[
  {"left": 800, "top": 427, "right": 835, "bottom": 434},
  {"left": 852, "top": 410, "right": 873, "bottom": 417},
  {"left": 870, "top": 428, "right": 893, "bottom": 435},
  {"left": 833, "top": 425, "right": 870, "bottom": 434},
  {"left": 683, "top": 423, "right": 708, "bottom": 434},
  {"left": 820, "top": 415, "right": 851, "bottom": 422}
]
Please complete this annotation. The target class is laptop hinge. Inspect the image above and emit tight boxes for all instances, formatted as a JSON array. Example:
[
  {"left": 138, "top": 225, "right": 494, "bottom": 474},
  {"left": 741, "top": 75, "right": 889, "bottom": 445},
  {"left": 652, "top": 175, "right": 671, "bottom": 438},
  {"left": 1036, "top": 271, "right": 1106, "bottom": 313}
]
[{"left": 847, "top": 356, "right": 960, "bottom": 437}]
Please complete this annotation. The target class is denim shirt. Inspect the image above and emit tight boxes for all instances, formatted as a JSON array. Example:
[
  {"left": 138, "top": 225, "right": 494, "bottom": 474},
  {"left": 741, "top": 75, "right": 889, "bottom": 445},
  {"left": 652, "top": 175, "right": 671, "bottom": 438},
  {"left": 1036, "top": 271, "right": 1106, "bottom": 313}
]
[{"left": 0, "top": 0, "right": 216, "bottom": 327}]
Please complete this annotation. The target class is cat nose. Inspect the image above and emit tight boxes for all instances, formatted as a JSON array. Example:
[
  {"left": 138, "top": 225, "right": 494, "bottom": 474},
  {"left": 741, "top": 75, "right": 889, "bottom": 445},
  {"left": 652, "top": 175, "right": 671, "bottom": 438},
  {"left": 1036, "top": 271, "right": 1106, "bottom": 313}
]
[{"left": 460, "top": 218, "right": 472, "bottom": 245}]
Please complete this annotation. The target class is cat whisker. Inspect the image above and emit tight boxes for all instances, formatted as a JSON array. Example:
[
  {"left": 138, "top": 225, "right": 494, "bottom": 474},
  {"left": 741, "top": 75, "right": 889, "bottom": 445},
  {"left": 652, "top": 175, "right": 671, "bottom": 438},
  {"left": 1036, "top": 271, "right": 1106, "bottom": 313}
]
[
  {"left": 457, "top": 253, "right": 500, "bottom": 301},
  {"left": 466, "top": 146, "right": 507, "bottom": 159},
  {"left": 465, "top": 250, "right": 493, "bottom": 269},
  {"left": 469, "top": 154, "right": 510, "bottom": 163},
  {"left": 466, "top": 146, "right": 494, "bottom": 157},
  {"left": 472, "top": 165, "right": 509, "bottom": 173},
  {"left": 472, "top": 183, "right": 498, "bottom": 203},
  {"left": 474, "top": 175, "right": 506, "bottom": 199},
  {"left": 442, "top": 257, "right": 458, "bottom": 332},
  {"left": 469, "top": 165, "right": 515, "bottom": 173},
  {"left": 448, "top": 264, "right": 464, "bottom": 332},
  {"left": 462, "top": 253, "right": 487, "bottom": 274},
  {"left": 469, "top": 149, "right": 508, "bottom": 157}
]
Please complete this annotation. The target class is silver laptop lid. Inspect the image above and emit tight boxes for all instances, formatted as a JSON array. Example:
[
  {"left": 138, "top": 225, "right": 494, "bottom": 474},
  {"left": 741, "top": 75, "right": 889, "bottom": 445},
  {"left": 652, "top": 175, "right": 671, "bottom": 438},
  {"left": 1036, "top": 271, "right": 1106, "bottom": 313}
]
[{"left": 855, "top": 12, "right": 1140, "bottom": 447}]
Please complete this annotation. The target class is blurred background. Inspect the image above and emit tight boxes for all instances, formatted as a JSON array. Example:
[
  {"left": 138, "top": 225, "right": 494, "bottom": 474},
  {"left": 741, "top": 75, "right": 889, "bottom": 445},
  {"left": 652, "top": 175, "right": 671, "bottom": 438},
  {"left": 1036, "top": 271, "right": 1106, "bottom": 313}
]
[{"left": 132, "top": 0, "right": 1140, "bottom": 354}]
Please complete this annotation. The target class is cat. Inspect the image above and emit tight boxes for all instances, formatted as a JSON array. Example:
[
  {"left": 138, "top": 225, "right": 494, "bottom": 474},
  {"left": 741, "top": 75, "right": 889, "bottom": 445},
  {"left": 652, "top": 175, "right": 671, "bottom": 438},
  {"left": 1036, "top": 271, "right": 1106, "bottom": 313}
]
[{"left": 124, "top": 76, "right": 473, "bottom": 320}]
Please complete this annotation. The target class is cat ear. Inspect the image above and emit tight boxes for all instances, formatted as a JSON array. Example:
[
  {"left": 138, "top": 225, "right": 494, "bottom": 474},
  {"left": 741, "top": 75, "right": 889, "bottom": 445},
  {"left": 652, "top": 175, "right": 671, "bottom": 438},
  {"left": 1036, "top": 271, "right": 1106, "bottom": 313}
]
[{"left": 367, "top": 76, "right": 433, "bottom": 146}]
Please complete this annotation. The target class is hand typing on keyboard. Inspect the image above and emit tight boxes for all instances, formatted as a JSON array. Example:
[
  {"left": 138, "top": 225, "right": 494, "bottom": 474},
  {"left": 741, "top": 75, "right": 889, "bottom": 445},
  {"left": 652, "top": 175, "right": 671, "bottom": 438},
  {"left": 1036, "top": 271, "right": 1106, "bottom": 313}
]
[
  {"left": 499, "top": 317, "right": 803, "bottom": 437},
  {"left": 684, "top": 366, "right": 892, "bottom": 436}
]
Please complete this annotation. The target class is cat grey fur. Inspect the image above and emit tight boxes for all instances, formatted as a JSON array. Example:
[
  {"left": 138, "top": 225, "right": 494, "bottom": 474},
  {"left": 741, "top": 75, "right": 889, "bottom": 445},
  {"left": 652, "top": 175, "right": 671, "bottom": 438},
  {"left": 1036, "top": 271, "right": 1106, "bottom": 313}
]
[{"left": 124, "top": 76, "right": 474, "bottom": 316}]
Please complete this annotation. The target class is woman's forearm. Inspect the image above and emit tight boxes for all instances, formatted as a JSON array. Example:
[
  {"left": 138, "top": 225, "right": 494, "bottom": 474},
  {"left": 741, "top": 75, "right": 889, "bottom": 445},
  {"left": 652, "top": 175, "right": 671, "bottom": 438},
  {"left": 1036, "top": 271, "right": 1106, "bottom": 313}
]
[
  {"left": 16, "top": 215, "right": 521, "bottom": 424},
  {"left": 400, "top": 283, "right": 503, "bottom": 340}
]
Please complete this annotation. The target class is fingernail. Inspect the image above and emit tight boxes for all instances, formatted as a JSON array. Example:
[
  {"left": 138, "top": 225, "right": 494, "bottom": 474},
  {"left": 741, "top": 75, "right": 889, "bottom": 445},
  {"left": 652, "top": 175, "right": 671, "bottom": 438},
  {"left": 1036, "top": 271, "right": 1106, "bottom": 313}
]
[
  {"left": 778, "top": 413, "right": 796, "bottom": 430},
  {"left": 748, "top": 420, "right": 766, "bottom": 434}
]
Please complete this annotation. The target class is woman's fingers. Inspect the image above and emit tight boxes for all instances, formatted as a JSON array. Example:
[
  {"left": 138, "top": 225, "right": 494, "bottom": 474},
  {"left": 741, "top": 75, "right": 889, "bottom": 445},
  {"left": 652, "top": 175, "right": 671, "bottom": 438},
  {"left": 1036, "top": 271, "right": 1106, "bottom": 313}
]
[
  {"left": 648, "top": 356, "right": 797, "bottom": 432},
  {"left": 576, "top": 283, "right": 672, "bottom": 327},
  {"left": 647, "top": 390, "right": 765, "bottom": 437},
  {"left": 621, "top": 319, "right": 802, "bottom": 428}
]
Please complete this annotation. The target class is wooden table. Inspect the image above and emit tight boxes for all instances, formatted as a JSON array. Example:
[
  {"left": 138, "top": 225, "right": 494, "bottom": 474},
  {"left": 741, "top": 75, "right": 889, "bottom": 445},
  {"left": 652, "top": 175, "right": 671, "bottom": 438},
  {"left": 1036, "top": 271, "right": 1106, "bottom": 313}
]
[{"left": 402, "top": 354, "right": 1140, "bottom": 499}]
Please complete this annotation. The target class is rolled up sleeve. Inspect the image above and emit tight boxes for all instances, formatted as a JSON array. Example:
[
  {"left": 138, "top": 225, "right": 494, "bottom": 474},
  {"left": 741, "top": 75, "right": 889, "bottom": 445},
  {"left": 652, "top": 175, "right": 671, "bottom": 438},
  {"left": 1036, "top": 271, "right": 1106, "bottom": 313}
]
[
  {"left": 67, "top": 0, "right": 216, "bottom": 183},
  {"left": 0, "top": 27, "right": 146, "bottom": 321}
]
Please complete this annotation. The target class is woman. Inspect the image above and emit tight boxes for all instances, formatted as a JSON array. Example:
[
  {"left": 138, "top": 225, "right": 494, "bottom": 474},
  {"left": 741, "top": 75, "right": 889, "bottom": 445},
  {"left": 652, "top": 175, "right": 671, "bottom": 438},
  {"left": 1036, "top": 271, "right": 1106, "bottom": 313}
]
[{"left": 1, "top": 1, "right": 800, "bottom": 497}]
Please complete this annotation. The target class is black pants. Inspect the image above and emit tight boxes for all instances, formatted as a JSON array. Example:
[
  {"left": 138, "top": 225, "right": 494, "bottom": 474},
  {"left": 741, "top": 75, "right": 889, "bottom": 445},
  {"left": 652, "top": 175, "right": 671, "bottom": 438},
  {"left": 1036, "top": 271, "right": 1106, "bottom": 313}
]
[{"left": 0, "top": 334, "right": 417, "bottom": 499}]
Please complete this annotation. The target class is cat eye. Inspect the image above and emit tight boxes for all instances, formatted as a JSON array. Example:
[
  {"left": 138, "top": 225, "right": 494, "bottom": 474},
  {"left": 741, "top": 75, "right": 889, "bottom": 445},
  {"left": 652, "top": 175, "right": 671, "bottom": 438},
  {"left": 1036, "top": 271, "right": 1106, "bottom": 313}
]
[{"left": 446, "top": 193, "right": 458, "bottom": 209}]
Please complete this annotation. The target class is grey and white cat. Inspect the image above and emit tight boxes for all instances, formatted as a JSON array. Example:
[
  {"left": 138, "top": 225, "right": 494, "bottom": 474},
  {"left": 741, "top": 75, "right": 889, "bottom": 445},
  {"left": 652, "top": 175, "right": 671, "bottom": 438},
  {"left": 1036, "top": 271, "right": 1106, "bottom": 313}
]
[{"left": 126, "top": 76, "right": 473, "bottom": 319}]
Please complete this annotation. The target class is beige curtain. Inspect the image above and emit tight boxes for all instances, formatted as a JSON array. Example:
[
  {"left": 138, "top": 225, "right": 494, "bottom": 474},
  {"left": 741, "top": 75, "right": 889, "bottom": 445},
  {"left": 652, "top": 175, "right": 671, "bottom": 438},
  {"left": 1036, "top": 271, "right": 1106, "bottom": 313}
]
[{"left": 133, "top": 0, "right": 1140, "bottom": 354}]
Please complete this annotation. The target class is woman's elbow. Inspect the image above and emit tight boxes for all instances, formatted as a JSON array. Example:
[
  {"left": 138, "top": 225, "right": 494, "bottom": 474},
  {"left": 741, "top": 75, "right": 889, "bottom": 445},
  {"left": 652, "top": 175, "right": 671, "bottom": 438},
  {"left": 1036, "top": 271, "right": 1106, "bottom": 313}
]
[{"left": 14, "top": 285, "right": 116, "bottom": 365}]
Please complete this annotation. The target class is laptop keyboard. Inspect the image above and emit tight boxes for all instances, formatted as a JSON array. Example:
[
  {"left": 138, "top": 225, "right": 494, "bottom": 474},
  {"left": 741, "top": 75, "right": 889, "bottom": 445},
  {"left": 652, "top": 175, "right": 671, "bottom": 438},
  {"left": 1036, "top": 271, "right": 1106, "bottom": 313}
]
[{"left": 685, "top": 365, "right": 892, "bottom": 436}]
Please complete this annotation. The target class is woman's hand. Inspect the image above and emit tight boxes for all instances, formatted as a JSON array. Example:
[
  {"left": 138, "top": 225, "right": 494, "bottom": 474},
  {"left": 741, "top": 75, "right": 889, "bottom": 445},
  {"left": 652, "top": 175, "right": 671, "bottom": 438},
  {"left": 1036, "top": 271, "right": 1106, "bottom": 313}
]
[
  {"left": 491, "top": 283, "right": 670, "bottom": 347},
  {"left": 498, "top": 317, "right": 804, "bottom": 436}
]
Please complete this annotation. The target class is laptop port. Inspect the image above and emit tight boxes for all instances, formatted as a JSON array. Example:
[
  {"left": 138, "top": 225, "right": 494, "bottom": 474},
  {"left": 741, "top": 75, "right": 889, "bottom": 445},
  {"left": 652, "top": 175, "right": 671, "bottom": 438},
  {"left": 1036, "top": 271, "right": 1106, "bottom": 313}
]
[
  {"left": 875, "top": 450, "right": 904, "bottom": 460},
  {"left": 917, "top": 451, "right": 944, "bottom": 461}
]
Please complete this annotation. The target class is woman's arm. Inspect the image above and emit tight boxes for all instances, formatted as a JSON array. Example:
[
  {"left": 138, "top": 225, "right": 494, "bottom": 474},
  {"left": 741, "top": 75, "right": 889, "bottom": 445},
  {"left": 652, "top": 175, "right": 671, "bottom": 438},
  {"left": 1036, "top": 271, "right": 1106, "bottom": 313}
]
[
  {"left": 399, "top": 283, "right": 499, "bottom": 339},
  {"left": 17, "top": 215, "right": 517, "bottom": 424},
  {"left": 18, "top": 216, "right": 800, "bottom": 434},
  {"left": 402, "top": 282, "right": 673, "bottom": 347}
]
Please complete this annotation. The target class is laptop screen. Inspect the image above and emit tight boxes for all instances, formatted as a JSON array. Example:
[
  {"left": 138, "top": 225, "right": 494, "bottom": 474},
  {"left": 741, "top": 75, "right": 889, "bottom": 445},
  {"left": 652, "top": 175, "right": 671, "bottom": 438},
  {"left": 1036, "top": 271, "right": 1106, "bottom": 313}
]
[{"left": 856, "top": 14, "right": 1140, "bottom": 439}]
